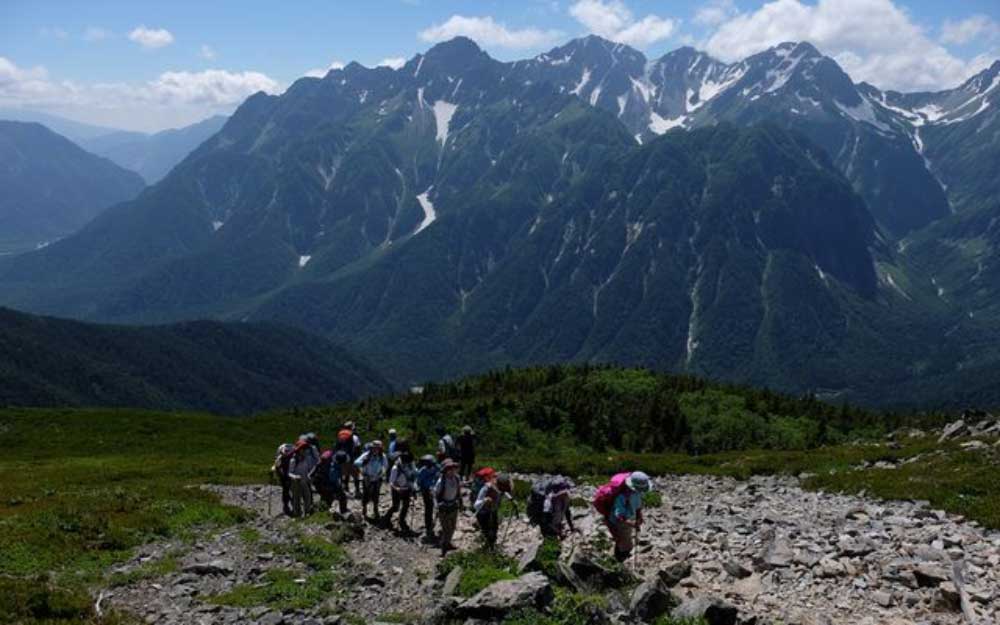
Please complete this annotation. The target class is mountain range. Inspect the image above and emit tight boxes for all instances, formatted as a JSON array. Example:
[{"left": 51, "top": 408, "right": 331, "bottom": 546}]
[
  {"left": 0, "top": 306, "right": 390, "bottom": 414},
  {"left": 1, "top": 35, "right": 998, "bottom": 408},
  {"left": 0, "top": 121, "right": 145, "bottom": 255}
]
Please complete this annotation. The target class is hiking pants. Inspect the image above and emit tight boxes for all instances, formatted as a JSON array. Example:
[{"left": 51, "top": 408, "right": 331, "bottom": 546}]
[
  {"left": 362, "top": 478, "right": 382, "bottom": 518},
  {"left": 421, "top": 490, "right": 435, "bottom": 536},
  {"left": 280, "top": 477, "right": 293, "bottom": 515},
  {"left": 291, "top": 477, "right": 313, "bottom": 517},
  {"left": 607, "top": 519, "right": 634, "bottom": 561},
  {"left": 460, "top": 458, "right": 474, "bottom": 481},
  {"left": 329, "top": 482, "right": 348, "bottom": 515},
  {"left": 387, "top": 489, "right": 411, "bottom": 529},
  {"left": 438, "top": 504, "right": 459, "bottom": 550},
  {"left": 477, "top": 509, "right": 499, "bottom": 548}
]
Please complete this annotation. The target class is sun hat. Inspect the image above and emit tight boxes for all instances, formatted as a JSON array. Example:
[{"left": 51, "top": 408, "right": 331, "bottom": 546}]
[{"left": 626, "top": 471, "right": 652, "bottom": 492}]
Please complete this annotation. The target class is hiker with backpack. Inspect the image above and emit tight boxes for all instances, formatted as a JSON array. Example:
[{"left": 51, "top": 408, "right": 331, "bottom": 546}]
[
  {"left": 327, "top": 450, "right": 351, "bottom": 515},
  {"left": 416, "top": 455, "right": 441, "bottom": 540},
  {"left": 434, "top": 459, "right": 463, "bottom": 557},
  {"left": 335, "top": 426, "right": 356, "bottom": 494},
  {"left": 354, "top": 440, "right": 388, "bottom": 522},
  {"left": 593, "top": 471, "right": 651, "bottom": 562},
  {"left": 312, "top": 450, "right": 336, "bottom": 509},
  {"left": 457, "top": 425, "right": 476, "bottom": 481},
  {"left": 436, "top": 427, "right": 459, "bottom": 464},
  {"left": 527, "top": 476, "right": 576, "bottom": 539},
  {"left": 289, "top": 438, "right": 320, "bottom": 517},
  {"left": 473, "top": 469, "right": 513, "bottom": 550},
  {"left": 385, "top": 451, "right": 417, "bottom": 533},
  {"left": 271, "top": 443, "right": 295, "bottom": 516}
]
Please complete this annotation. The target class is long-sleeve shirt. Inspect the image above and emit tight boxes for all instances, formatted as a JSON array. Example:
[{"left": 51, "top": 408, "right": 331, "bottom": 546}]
[
  {"left": 416, "top": 464, "right": 440, "bottom": 491},
  {"left": 354, "top": 451, "right": 387, "bottom": 481},
  {"left": 389, "top": 461, "right": 416, "bottom": 491},
  {"left": 474, "top": 483, "right": 511, "bottom": 514},
  {"left": 434, "top": 474, "right": 461, "bottom": 507},
  {"left": 611, "top": 490, "right": 642, "bottom": 524},
  {"left": 289, "top": 446, "right": 319, "bottom": 479}
]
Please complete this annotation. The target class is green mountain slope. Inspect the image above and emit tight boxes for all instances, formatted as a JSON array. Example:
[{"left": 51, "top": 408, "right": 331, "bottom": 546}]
[{"left": 0, "top": 307, "right": 391, "bottom": 414}]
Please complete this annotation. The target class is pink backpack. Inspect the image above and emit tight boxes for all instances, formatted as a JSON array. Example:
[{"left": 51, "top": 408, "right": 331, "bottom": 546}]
[{"left": 592, "top": 472, "right": 630, "bottom": 517}]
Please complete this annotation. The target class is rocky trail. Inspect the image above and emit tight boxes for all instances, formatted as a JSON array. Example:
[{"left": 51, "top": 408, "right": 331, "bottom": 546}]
[{"left": 101, "top": 471, "right": 1000, "bottom": 625}]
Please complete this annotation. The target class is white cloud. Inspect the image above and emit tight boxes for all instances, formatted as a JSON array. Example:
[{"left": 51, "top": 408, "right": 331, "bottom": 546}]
[
  {"left": 39, "top": 27, "right": 69, "bottom": 40},
  {"left": 694, "top": 0, "right": 736, "bottom": 27},
  {"left": 83, "top": 27, "right": 110, "bottom": 42},
  {"left": 378, "top": 57, "right": 407, "bottom": 70},
  {"left": 304, "top": 60, "right": 346, "bottom": 79},
  {"left": 941, "top": 15, "right": 1000, "bottom": 46},
  {"left": 703, "top": 0, "right": 984, "bottom": 91},
  {"left": 568, "top": 0, "right": 676, "bottom": 47},
  {"left": 200, "top": 44, "right": 217, "bottom": 60},
  {"left": 0, "top": 56, "right": 280, "bottom": 132},
  {"left": 419, "top": 15, "right": 563, "bottom": 49},
  {"left": 128, "top": 25, "right": 174, "bottom": 49}
]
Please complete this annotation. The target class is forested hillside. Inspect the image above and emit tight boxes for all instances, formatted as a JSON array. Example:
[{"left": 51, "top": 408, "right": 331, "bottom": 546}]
[{"left": 0, "top": 307, "right": 391, "bottom": 414}]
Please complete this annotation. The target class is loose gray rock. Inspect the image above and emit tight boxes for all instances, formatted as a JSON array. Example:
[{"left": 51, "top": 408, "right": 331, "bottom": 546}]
[
  {"left": 442, "top": 566, "right": 463, "bottom": 597},
  {"left": 723, "top": 560, "right": 752, "bottom": 579},
  {"left": 672, "top": 596, "right": 739, "bottom": 625},
  {"left": 455, "top": 572, "right": 553, "bottom": 619},
  {"left": 182, "top": 559, "right": 234, "bottom": 576},
  {"left": 630, "top": 577, "right": 678, "bottom": 621}
]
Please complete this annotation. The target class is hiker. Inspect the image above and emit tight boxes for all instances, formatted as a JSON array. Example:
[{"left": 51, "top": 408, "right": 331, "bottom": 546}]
[
  {"left": 597, "top": 471, "right": 651, "bottom": 562},
  {"left": 386, "top": 428, "right": 399, "bottom": 478},
  {"left": 271, "top": 443, "right": 295, "bottom": 516},
  {"left": 434, "top": 459, "right": 463, "bottom": 556},
  {"left": 289, "top": 438, "right": 320, "bottom": 516},
  {"left": 527, "top": 476, "right": 575, "bottom": 539},
  {"left": 436, "top": 427, "right": 459, "bottom": 464},
  {"left": 385, "top": 451, "right": 417, "bottom": 533},
  {"left": 312, "top": 450, "right": 336, "bottom": 508},
  {"left": 327, "top": 450, "right": 351, "bottom": 515},
  {"left": 458, "top": 425, "right": 476, "bottom": 481},
  {"left": 335, "top": 426, "right": 355, "bottom": 494},
  {"left": 473, "top": 469, "right": 513, "bottom": 550},
  {"left": 416, "top": 454, "right": 441, "bottom": 539},
  {"left": 354, "top": 439, "right": 388, "bottom": 521}
]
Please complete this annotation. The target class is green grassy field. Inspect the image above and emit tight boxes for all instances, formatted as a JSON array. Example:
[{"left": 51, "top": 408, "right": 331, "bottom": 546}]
[{"left": 1, "top": 374, "right": 997, "bottom": 624}]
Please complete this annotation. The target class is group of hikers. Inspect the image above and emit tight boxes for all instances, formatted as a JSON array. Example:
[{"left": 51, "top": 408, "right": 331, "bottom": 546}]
[{"left": 271, "top": 422, "right": 652, "bottom": 561}]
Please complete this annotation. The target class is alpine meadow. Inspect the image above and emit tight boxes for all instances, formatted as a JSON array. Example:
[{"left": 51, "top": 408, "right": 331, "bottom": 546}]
[{"left": 1, "top": 2, "right": 1000, "bottom": 625}]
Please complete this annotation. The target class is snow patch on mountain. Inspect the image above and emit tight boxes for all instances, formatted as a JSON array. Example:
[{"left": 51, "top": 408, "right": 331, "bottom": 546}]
[
  {"left": 649, "top": 111, "right": 686, "bottom": 134},
  {"left": 699, "top": 68, "right": 745, "bottom": 104},
  {"left": 617, "top": 94, "right": 627, "bottom": 117},
  {"left": 415, "top": 187, "right": 436, "bottom": 234},
  {"left": 212, "top": 221, "right": 224, "bottom": 232},
  {"left": 570, "top": 68, "right": 591, "bottom": 96},
  {"left": 432, "top": 101, "right": 458, "bottom": 146},
  {"left": 298, "top": 255, "right": 311, "bottom": 268},
  {"left": 835, "top": 96, "right": 893, "bottom": 133},
  {"left": 630, "top": 77, "right": 654, "bottom": 104}
]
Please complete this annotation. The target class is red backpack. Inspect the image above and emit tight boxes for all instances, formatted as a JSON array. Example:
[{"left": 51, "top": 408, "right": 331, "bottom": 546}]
[{"left": 592, "top": 472, "right": 630, "bottom": 517}]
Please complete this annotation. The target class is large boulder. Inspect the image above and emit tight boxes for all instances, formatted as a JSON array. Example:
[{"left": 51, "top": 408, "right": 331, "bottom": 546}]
[
  {"left": 938, "top": 420, "right": 967, "bottom": 443},
  {"left": 454, "top": 572, "right": 553, "bottom": 619},
  {"left": 657, "top": 560, "right": 693, "bottom": 587},
  {"left": 630, "top": 577, "right": 679, "bottom": 621},
  {"left": 672, "top": 596, "right": 739, "bottom": 625},
  {"left": 569, "top": 548, "right": 633, "bottom": 589}
]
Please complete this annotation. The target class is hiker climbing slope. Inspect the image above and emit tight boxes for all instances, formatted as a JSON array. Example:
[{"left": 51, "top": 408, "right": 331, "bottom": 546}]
[
  {"left": 289, "top": 437, "right": 320, "bottom": 517},
  {"left": 594, "top": 471, "right": 650, "bottom": 562},
  {"left": 385, "top": 451, "right": 417, "bottom": 533},
  {"left": 271, "top": 443, "right": 295, "bottom": 516},
  {"left": 434, "top": 459, "right": 462, "bottom": 557},
  {"left": 473, "top": 469, "right": 513, "bottom": 550},
  {"left": 457, "top": 425, "right": 476, "bottom": 481},
  {"left": 354, "top": 440, "right": 388, "bottom": 521},
  {"left": 417, "top": 455, "right": 440, "bottom": 540},
  {"left": 528, "top": 476, "right": 575, "bottom": 539},
  {"left": 327, "top": 450, "right": 351, "bottom": 515},
  {"left": 436, "top": 427, "right": 459, "bottom": 464}
]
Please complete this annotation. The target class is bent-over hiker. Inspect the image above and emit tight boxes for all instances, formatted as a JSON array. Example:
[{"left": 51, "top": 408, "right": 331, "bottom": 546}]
[
  {"left": 603, "top": 471, "right": 650, "bottom": 562},
  {"left": 327, "top": 450, "right": 350, "bottom": 514},
  {"left": 355, "top": 440, "right": 388, "bottom": 521},
  {"left": 543, "top": 479, "right": 575, "bottom": 539},
  {"left": 417, "top": 454, "right": 440, "bottom": 539},
  {"left": 435, "top": 459, "right": 462, "bottom": 557}
]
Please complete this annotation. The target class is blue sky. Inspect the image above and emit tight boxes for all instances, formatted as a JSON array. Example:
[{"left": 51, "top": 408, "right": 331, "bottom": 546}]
[{"left": 2, "top": 0, "right": 999, "bottom": 131}]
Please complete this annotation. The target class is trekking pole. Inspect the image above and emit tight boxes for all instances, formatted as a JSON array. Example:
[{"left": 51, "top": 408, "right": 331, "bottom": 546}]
[{"left": 633, "top": 523, "right": 640, "bottom": 571}]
